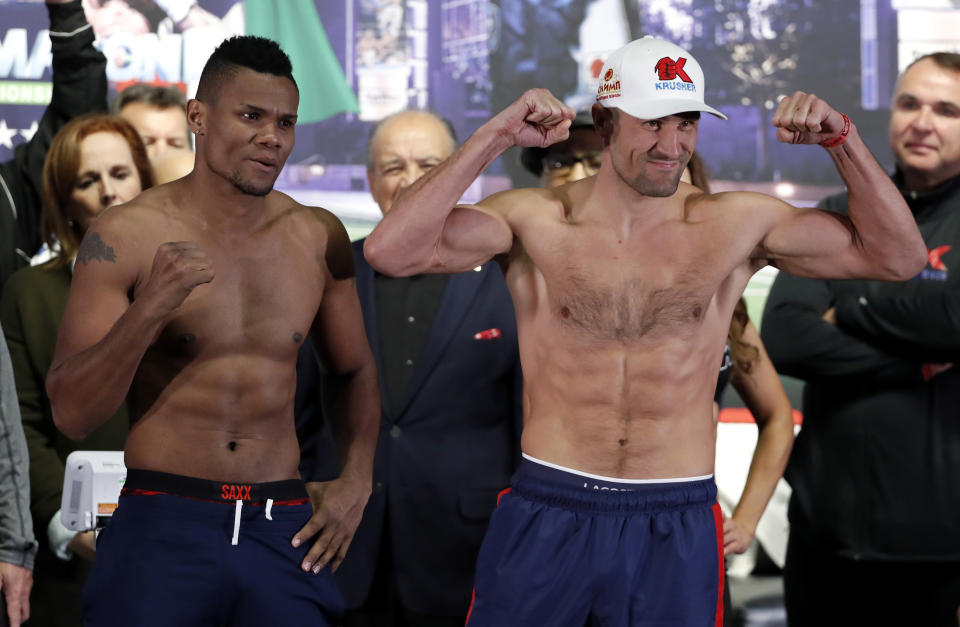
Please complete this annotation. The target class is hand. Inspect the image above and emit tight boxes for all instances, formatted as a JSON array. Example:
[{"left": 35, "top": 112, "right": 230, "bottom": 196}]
[
  {"left": 138, "top": 242, "right": 214, "bottom": 319},
  {"left": 922, "top": 362, "right": 954, "bottom": 380},
  {"left": 772, "top": 91, "right": 847, "bottom": 146},
  {"left": 488, "top": 89, "right": 575, "bottom": 149},
  {"left": 822, "top": 307, "right": 837, "bottom": 325},
  {"left": 67, "top": 530, "right": 97, "bottom": 562},
  {"left": 0, "top": 562, "right": 32, "bottom": 626},
  {"left": 292, "top": 476, "right": 371, "bottom": 574},
  {"left": 723, "top": 514, "right": 755, "bottom": 556}
]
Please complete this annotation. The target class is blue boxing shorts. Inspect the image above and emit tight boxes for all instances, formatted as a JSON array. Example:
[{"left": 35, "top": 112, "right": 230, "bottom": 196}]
[
  {"left": 83, "top": 469, "right": 344, "bottom": 627},
  {"left": 466, "top": 454, "right": 724, "bottom": 627}
]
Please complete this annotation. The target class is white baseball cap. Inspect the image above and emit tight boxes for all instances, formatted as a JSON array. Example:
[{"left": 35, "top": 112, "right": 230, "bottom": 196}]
[{"left": 597, "top": 36, "right": 727, "bottom": 121}]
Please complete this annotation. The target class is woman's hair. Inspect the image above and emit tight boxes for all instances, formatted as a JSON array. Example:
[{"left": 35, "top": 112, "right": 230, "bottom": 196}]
[
  {"left": 42, "top": 114, "right": 153, "bottom": 266},
  {"left": 728, "top": 297, "right": 759, "bottom": 381}
]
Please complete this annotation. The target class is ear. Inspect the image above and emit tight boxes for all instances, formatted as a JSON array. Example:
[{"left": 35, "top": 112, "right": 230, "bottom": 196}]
[
  {"left": 186, "top": 99, "right": 207, "bottom": 137},
  {"left": 592, "top": 103, "right": 614, "bottom": 143}
]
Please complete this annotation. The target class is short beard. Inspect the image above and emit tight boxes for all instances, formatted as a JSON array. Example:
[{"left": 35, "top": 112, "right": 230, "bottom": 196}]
[
  {"left": 227, "top": 169, "right": 273, "bottom": 196},
  {"left": 625, "top": 170, "right": 683, "bottom": 198}
]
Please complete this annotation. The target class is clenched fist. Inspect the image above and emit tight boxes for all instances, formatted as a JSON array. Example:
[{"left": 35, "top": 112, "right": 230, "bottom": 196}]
[
  {"left": 488, "top": 88, "right": 576, "bottom": 149},
  {"left": 138, "top": 242, "right": 214, "bottom": 319},
  {"left": 772, "top": 91, "right": 850, "bottom": 146}
]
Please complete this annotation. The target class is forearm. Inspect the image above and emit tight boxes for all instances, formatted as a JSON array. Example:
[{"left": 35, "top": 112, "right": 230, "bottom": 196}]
[
  {"left": 364, "top": 124, "right": 512, "bottom": 276},
  {"left": 761, "top": 273, "right": 920, "bottom": 383},
  {"left": 328, "top": 362, "right": 379, "bottom": 482},
  {"left": 834, "top": 291, "right": 960, "bottom": 362},
  {"left": 731, "top": 416, "right": 793, "bottom": 535},
  {"left": 48, "top": 301, "right": 164, "bottom": 440},
  {"left": 824, "top": 124, "right": 926, "bottom": 278}
]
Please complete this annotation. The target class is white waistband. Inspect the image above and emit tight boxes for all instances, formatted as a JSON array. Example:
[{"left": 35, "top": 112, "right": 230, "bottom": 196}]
[{"left": 522, "top": 453, "right": 713, "bottom": 484}]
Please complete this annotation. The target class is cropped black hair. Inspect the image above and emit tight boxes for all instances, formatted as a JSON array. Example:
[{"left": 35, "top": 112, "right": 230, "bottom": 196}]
[{"left": 196, "top": 36, "right": 297, "bottom": 102}]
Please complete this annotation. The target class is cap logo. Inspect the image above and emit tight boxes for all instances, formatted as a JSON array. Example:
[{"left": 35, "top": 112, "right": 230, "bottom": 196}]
[
  {"left": 597, "top": 66, "right": 621, "bottom": 100},
  {"left": 655, "top": 57, "right": 692, "bottom": 83}
]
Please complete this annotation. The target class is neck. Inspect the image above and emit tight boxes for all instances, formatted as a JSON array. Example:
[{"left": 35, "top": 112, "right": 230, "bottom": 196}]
[{"left": 587, "top": 163, "right": 680, "bottom": 232}]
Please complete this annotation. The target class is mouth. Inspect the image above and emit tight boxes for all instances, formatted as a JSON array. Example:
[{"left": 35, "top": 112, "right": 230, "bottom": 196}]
[
  {"left": 647, "top": 160, "right": 679, "bottom": 171},
  {"left": 903, "top": 142, "right": 937, "bottom": 152},
  {"left": 249, "top": 157, "right": 278, "bottom": 172}
]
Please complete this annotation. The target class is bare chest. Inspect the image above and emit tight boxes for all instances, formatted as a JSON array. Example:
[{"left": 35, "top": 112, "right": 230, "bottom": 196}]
[
  {"left": 141, "top": 236, "right": 325, "bottom": 358},
  {"left": 526, "top": 223, "right": 734, "bottom": 342}
]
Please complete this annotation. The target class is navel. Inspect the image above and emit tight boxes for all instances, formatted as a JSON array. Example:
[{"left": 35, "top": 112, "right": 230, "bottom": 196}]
[
  {"left": 179, "top": 333, "right": 196, "bottom": 344},
  {"left": 228, "top": 441, "right": 237, "bottom": 452},
  {"left": 293, "top": 332, "right": 304, "bottom": 343},
  {"left": 560, "top": 306, "right": 571, "bottom": 319},
  {"left": 692, "top": 305, "right": 702, "bottom": 320},
  {"left": 618, "top": 439, "right": 628, "bottom": 447}
]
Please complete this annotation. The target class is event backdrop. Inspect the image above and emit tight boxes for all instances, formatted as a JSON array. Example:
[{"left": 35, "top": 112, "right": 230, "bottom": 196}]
[{"left": 2, "top": 0, "right": 958, "bottom": 307}]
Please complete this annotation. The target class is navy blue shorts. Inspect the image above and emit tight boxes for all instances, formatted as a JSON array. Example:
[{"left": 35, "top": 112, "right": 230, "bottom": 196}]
[
  {"left": 83, "top": 469, "right": 344, "bottom": 627},
  {"left": 466, "top": 456, "right": 724, "bottom": 627}
]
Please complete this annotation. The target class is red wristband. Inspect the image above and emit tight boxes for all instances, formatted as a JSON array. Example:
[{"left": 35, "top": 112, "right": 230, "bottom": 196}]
[{"left": 819, "top": 113, "right": 851, "bottom": 148}]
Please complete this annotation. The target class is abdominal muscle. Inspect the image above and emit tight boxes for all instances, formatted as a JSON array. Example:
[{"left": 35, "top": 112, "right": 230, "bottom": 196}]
[
  {"left": 122, "top": 353, "right": 303, "bottom": 483},
  {"left": 518, "top": 326, "right": 720, "bottom": 480}
]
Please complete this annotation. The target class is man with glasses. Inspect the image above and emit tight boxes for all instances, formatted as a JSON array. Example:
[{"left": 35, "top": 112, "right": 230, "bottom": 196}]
[{"left": 519, "top": 109, "right": 602, "bottom": 187}]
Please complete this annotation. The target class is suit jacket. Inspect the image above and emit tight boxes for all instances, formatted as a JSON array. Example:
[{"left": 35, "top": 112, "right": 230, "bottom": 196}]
[{"left": 335, "top": 239, "right": 522, "bottom": 615}]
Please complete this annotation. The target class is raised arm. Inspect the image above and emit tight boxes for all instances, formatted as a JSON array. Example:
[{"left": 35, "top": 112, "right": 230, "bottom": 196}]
[
  {"left": 294, "top": 212, "right": 379, "bottom": 574},
  {"left": 364, "top": 89, "right": 574, "bottom": 276},
  {"left": 0, "top": 0, "right": 107, "bottom": 284},
  {"left": 47, "top": 214, "right": 213, "bottom": 440},
  {"left": 723, "top": 320, "right": 794, "bottom": 556},
  {"left": 754, "top": 92, "right": 926, "bottom": 280}
]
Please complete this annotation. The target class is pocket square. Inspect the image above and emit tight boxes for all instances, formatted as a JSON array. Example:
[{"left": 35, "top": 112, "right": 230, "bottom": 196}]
[{"left": 473, "top": 328, "right": 502, "bottom": 340}]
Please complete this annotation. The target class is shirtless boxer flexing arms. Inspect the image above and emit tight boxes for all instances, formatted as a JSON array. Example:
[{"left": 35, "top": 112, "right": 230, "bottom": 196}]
[{"left": 363, "top": 37, "right": 927, "bottom": 627}]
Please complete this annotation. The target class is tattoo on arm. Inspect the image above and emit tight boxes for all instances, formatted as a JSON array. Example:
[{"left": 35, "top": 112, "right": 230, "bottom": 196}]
[{"left": 77, "top": 232, "right": 117, "bottom": 266}]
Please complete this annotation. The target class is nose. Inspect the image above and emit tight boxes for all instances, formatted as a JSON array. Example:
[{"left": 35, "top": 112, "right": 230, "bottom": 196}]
[
  {"left": 567, "top": 160, "right": 588, "bottom": 183},
  {"left": 656, "top": 128, "right": 682, "bottom": 159},
  {"left": 257, "top": 124, "right": 283, "bottom": 150},
  {"left": 912, "top": 106, "right": 934, "bottom": 132},
  {"left": 400, "top": 164, "right": 425, "bottom": 187},
  {"left": 99, "top": 179, "right": 117, "bottom": 208}
]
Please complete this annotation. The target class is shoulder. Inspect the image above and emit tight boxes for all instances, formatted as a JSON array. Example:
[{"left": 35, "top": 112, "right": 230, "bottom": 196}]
[
  {"left": 279, "top": 197, "right": 356, "bottom": 281},
  {"left": 89, "top": 189, "right": 169, "bottom": 239},
  {"left": 269, "top": 192, "right": 347, "bottom": 237},
  {"left": 478, "top": 186, "right": 558, "bottom": 216},
  {"left": 694, "top": 189, "right": 796, "bottom": 223}
]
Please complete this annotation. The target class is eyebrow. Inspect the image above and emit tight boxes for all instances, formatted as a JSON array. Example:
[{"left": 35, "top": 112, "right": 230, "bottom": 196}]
[
  {"left": 895, "top": 93, "right": 960, "bottom": 108},
  {"left": 241, "top": 103, "right": 298, "bottom": 122}
]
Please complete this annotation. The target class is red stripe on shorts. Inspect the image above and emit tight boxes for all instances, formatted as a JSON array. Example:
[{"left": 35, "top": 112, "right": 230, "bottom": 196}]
[{"left": 712, "top": 502, "right": 725, "bottom": 627}]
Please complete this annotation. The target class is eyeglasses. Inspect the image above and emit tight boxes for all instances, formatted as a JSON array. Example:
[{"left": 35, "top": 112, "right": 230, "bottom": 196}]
[{"left": 542, "top": 152, "right": 603, "bottom": 176}]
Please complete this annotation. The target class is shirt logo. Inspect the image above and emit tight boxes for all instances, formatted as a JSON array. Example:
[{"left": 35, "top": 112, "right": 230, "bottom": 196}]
[
  {"left": 917, "top": 245, "right": 950, "bottom": 280},
  {"left": 655, "top": 56, "right": 692, "bottom": 82},
  {"left": 603, "top": 68, "right": 615, "bottom": 82},
  {"left": 928, "top": 245, "right": 951, "bottom": 271}
]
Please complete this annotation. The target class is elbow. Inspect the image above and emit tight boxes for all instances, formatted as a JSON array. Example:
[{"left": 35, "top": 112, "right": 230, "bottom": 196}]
[
  {"left": 363, "top": 234, "right": 427, "bottom": 277},
  {"left": 363, "top": 235, "right": 399, "bottom": 276},
  {"left": 877, "top": 245, "right": 927, "bottom": 282},
  {"left": 51, "top": 406, "right": 90, "bottom": 442},
  {"left": 47, "top": 376, "right": 90, "bottom": 442}
]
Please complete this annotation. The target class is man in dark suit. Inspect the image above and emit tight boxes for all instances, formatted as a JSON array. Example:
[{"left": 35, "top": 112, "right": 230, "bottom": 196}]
[{"left": 338, "top": 110, "right": 522, "bottom": 627}]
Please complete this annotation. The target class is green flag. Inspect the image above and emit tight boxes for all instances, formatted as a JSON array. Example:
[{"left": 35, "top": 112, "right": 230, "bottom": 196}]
[{"left": 244, "top": 0, "right": 359, "bottom": 123}]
